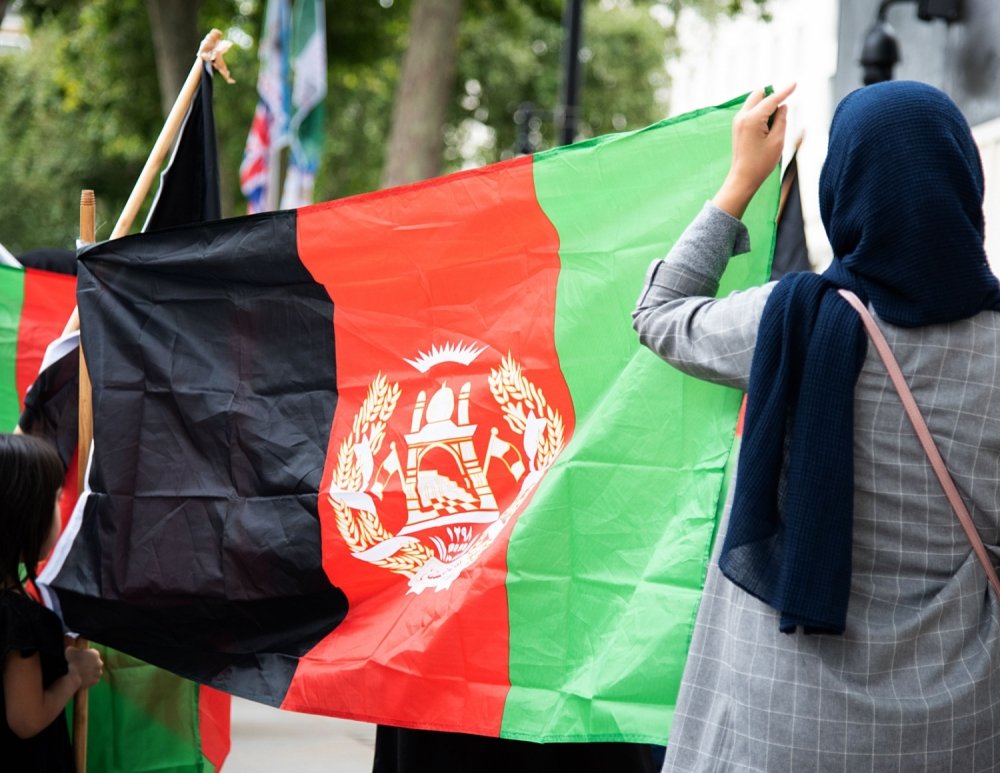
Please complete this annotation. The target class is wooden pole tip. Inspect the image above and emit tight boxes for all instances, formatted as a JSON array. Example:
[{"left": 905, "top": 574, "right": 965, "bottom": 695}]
[{"left": 80, "top": 190, "right": 95, "bottom": 205}]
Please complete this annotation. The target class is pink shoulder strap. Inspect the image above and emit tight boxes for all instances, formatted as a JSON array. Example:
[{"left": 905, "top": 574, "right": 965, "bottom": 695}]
[{"left": 838, "top": 289, "right": 1000, "bottom": 598}]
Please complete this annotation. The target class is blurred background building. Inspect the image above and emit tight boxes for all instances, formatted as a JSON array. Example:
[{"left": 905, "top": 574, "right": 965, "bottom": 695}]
[{"left": 669, "top": 0, "right": 1000, "bottom": 271}]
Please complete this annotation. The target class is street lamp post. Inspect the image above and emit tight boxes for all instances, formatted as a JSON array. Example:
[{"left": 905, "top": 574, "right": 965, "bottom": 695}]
[{"left": 558, "top": 0, "right": 583, "bottom": 146}]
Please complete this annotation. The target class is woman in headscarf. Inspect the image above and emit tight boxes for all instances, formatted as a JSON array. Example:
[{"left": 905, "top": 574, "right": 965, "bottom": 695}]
[{"left": 633, "top": 80, "right": 1000, "bottom": 771}]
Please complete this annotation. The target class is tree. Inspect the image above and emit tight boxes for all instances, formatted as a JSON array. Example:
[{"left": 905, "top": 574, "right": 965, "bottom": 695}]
[
  {"left": 448, "top": 0, "right": 668, "bottom": 168},
  {"left": 383, "top": 0, "right": 772, "bottom": 184},
  {"left": 380, "top": 0, "right": 464, "bottom": 188},
  {"left": 0, "top": 0, "right": 165, "bottom": 252},
  {"left": 146, "top": 0, "right": 202, "bottom": 117}
]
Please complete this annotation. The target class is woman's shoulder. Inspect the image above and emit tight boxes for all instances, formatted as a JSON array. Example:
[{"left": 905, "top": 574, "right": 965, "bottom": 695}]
[{"left": 875, "top": 305, "right": 1000, "bottom": 339}]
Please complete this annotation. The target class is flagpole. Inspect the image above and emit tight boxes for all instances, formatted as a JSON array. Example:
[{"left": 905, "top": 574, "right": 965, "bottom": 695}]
[
  {"left": 77, "top": 188, "right": 94, "bottom": 513},
  {"left": 72, "top": 189, "right": 95, "bottom": 773},
  {"left": 62, "top": 29, "right": 233, "bottom": 336}
]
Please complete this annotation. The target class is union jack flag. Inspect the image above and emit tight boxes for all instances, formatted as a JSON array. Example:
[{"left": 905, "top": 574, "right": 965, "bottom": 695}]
[{"left": 239, "top": 0, "right": 292, "bottom": 213}]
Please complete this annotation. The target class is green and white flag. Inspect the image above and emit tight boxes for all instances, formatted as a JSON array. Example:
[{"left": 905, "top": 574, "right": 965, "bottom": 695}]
[{"left": 281, "top": 0, "right": 326, "bottom": 208}]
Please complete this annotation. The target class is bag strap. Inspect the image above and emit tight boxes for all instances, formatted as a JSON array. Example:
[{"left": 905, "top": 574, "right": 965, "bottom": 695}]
[{"left": 838, "top": 289, "right": 1000, "bottom": 598}]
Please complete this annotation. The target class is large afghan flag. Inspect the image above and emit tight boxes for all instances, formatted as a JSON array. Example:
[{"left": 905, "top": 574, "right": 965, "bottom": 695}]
[{"left": 42, "top": 95, "right": 778, "bottom": 744}]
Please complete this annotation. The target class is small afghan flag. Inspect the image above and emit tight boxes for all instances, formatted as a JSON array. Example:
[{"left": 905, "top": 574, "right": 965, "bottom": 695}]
[
  {"left": 0, "top": 264, "right": 76, "bottom": 432},
  {"left": 42, "top": 95, "right": 778, "bottom": 743}
]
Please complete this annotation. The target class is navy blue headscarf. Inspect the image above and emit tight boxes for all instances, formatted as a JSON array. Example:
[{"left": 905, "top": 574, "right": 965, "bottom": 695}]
[{"left": 719, "top": 81, "right": 1000, "bottom": 634}]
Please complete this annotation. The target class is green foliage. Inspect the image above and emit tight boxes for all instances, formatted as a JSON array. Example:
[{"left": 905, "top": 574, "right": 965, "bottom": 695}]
[
  {"left": 0, "top": 0, "right": 162, "bottom": 251},
  {"left": 0, "top": 0, "right": 768, "bottom": 252},
  {"left": 447, "top": 1, "right": 679, "bottom": 169}
]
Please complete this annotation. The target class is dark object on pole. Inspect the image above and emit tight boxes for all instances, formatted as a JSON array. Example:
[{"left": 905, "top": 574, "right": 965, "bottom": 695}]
[
  {"left": 558, "top": 0, "right": 583, "bottom": 147},
  {"left": 860, "top": 0, "right": 963, "bottom": 85},
  {"left": 514, "top": 102, "right": 553, "bottom": 155},
  {"left": 515, "top": 103, "right": 535, "bottom": 155},
  {"left": 772, "top": 153, "right": 811, "bottom": 279},
  {"left": 917, "top": 0, "right": 962, "bottom": 22}
]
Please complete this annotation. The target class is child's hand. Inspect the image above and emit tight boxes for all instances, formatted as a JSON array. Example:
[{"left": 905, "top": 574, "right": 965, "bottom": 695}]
[{"left": 65, "top": 645, "right": 103, "bottom": 689}]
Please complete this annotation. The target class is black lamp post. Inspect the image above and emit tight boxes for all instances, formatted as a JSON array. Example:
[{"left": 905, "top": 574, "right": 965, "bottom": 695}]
[
  {"left": 860, "top": 0, "right": 963, "bottom": 85},
  {"left": 558, "top": 0, "right": 583, "bottom": 146}
]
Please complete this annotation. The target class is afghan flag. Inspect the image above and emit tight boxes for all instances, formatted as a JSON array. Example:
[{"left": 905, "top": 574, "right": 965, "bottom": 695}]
[
  {"left": 41, "top": 94, "right": 778, "bottom": 744},
  {"left": 71, "top": 661, "right": 230, "bottom": 773}
]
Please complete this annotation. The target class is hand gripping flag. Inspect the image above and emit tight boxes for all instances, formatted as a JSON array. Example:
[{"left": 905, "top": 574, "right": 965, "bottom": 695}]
[{"left": 41, "top": 95, "right": 779, "bottom": 744}]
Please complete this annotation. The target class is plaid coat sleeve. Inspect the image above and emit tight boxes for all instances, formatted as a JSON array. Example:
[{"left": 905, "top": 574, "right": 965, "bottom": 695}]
[{"left": 632, "top": 201, "right": 774, "bottom": 391}]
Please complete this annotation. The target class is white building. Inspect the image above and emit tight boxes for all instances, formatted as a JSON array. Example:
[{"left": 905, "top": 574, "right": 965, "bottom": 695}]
[{"left": 667, "top": 0, "right": 1000, "bottom": 270}]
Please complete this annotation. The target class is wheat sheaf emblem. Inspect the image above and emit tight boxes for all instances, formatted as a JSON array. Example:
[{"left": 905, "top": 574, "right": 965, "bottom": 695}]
[
  {"left": 488, "top": 354, "right": 565, "bottom": 472},
  {"left": 328, "top": 350, "right": 566, "bottom": 586},
  {"left": 328, "top": 374, "right": 436, "bottom": 574}
]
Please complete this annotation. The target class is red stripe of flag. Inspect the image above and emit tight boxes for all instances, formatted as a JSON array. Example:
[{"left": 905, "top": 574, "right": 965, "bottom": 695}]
[
  {"left": 285, "top": 156, "right": 572, "bottom": 733},
  {"left": 198, "top": 685, "right": 232, "bottom": 769},
  {"left": 16, "top": 268, "right": 76, "bottom": 412}
]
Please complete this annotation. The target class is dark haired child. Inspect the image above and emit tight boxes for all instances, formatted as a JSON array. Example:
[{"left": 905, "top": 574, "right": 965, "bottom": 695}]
[{"left": 1, "top": 433, "right": 103, "bottom": 771}]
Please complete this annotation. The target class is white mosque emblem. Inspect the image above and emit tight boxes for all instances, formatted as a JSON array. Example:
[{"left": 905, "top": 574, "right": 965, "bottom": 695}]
[{"left": 328, "top": 342, "right": 565, "bottom": 593}]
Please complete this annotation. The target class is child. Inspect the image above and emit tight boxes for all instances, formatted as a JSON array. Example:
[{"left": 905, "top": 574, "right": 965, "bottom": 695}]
[{"left": 1, "top": 433, "right": 103, "bottom": 771}]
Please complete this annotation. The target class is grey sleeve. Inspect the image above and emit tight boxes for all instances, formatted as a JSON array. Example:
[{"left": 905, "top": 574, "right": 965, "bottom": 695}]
[{"left": 632, "top": 201, "right": 775, "bottom": 392}]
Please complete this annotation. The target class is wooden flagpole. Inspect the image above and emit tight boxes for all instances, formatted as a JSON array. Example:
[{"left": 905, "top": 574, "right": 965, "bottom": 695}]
[
  {"left": 73, "top": 189, "right": 95, "bottom": 773},
  {"left": 66, "top": 30, "right": 234, "bottom": 772}
]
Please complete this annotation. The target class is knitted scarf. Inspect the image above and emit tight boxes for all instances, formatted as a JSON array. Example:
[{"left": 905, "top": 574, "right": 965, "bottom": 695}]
[{"left": 719, "top": 81, "right": 1000, "bottom": 634}]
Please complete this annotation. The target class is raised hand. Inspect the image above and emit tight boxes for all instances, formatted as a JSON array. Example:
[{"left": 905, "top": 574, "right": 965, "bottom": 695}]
[{"left": 713, "top": 83, "right": 796, "bottom": 219}]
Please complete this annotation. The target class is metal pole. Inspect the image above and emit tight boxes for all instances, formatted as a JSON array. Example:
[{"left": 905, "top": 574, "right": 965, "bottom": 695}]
[{"left": 558, "top": 0, "right": 583, "bottom": 146}]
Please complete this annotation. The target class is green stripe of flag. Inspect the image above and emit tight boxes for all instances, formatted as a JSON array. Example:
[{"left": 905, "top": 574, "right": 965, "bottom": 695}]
[
  {"left": 501, "top": 96, "right": 778, "bottom": 742},
  {"left": 0, "top": 265, "right": 26, "bottom": 431},
  {"left": 75, "top": 647, "right": 218, "bottom": 773}
]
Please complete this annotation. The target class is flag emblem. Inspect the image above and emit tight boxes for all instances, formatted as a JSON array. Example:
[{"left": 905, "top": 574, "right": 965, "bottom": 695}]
[{"left": 328, "top": 343, "right": 566, "bottom": 593}]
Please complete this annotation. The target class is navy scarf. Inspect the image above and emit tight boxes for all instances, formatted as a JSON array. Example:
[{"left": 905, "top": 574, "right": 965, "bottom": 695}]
[{"left": 719, "top": 81, "right": 1000, "bottom": 634}]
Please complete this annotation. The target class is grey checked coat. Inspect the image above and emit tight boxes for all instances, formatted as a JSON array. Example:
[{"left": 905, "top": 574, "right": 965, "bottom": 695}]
[{"left": 633, "top": 203, "right": 1000, "bottom": 772}]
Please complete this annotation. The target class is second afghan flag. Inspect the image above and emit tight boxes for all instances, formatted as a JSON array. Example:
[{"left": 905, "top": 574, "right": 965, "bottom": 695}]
[{"left": 42, "top": 95, "right": 778, "bottom": 743}]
